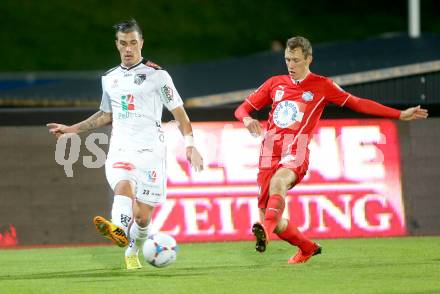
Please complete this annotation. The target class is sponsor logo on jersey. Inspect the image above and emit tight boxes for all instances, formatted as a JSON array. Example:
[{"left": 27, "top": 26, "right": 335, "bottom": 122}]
[
  {"left": 273, "top": 100, "right": 304, "bottom": 128},
  {"left": 117, "top": 112, "right": 147, "bottom": 120},
  {"left": 301, "top": 91, "right": 314, "bottom": 102},
  {"left": 121, "top": 94, "right": 135, "bottom": 111},
  {"left": 274, "top": 89, "right": 285, "bottom": 101},
  {"left": 161, "top": 85, "right": 173, "bottom": 102},
  {"left": 134, "top": 74, "right": 146, "bottom": 85},
  {"left": 146, "top": 170, "right": 157, "bottom": 183}
]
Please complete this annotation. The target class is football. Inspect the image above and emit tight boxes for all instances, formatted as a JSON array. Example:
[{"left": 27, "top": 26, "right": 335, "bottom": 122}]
[{"left": 142, "top": 232, "right": 178, "bottom": 268}]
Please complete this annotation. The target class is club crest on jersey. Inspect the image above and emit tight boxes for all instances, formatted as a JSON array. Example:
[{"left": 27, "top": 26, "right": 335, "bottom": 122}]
[
  {"left": 134, "top": 74, "right": 146, "bottom": 85},
  {"left": 273, "top": 100, "right": 304, "bottom": 128},
  {"left": 302, "top": 91, "right": 314, "bottom": 102},
  {"left": 161, "top": 85, "right": 173, "bottom": 102},
  {"left": 121, "top": 94, "right": 135, "bottom": 111},
  {"left": 274, "top": 89, "right": 285, "bottom": 101}
]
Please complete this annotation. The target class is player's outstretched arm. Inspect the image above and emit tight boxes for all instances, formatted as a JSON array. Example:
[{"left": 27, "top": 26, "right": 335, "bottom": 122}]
[
  {"left": 47, "top": 111, "right": 112, "bottom": 138},
  {"left": 343, "top": 96, "right": 429, "bottom": 120},
  {"left": 399, "top": 105, "right": 429, "bottom": 121},
  {"left": 170, "top": 106, "right": 204, "bottom": 172}
]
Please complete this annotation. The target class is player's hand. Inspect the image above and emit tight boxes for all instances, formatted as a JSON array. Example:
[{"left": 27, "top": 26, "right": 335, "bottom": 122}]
[
  {"left": 46, "top": 123, "right": 78, "bottom": 138},
  {"left": 186, "top": 147, "right": 204, "bottom": 172},
  {"left": 399, "top": 105, "right": 428, "bottom": 121},
  {"left": 243, "top": 117, "right": 263, "bottom": 137}
]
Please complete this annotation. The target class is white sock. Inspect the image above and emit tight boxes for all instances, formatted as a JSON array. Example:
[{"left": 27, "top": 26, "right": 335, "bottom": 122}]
[
  {"left": 111, "top": 195, "right": 133, "bottom": 234},
  {"left": 125, "top": 221, "right": 150, "bottom": 257}
]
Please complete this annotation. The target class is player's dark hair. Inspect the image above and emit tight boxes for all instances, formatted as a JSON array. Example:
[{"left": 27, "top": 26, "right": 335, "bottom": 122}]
[
  {"left": 286, "top": 36, "right": 312, "bottom": 57},
  {"left": 113, "top": 19, "right": 143, "bottom": 39}
]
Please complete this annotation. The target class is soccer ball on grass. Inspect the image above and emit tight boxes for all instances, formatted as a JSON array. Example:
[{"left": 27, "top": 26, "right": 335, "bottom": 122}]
[{"left": 142, "top": 232, "right": 178, "bottom": 268}]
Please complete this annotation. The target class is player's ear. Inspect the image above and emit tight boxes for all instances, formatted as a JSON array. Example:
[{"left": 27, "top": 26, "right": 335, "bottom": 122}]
[
  {"left": 140, "top": 38, "right": 144, "bottom": 50},
  {"left": 307, "top": 55, "right": 313, "bottom": 65}
]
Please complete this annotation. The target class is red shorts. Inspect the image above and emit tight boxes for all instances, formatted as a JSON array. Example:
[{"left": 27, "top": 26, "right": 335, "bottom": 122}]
[{"left": 256, "top": 157, "right": 309, "bottom": 209}]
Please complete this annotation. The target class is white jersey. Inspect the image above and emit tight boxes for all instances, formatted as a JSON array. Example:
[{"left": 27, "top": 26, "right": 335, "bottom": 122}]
[{"left": 100, "top": 59, "right": 183, "bottom": 151}]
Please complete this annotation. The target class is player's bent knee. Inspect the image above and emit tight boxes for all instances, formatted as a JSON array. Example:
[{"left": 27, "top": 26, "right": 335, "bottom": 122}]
[
  {"left": 114, "top": 180, "right": 135, "bottom": 197},
  {"left": 134, "top": 216, "right": 150, "bottom": 227},
  {"left": 269, "top": 176, "right": 290, "bottom": 194},
  {"left": 133, "top": 208, "right": 153, "bottom": 227}
]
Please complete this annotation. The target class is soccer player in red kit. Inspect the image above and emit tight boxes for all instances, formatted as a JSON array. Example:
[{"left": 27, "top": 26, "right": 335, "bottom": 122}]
[{"left": 234, "top": 36, "right": 428, "bottom": 264}]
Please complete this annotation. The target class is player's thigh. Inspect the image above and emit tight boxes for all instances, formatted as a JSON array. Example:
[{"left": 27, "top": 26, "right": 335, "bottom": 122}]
[
  {"left": 269, "top": 168, "right": 297, "bottom": 190},
  {"left": 105, "top": 150, "right": 137, "bottom": 192},
  {"left": 277, "top": 155, "right": 309, "bottom": 189},
  {"left": 134, "top": 151, "right": 167, "bottom": 207}
]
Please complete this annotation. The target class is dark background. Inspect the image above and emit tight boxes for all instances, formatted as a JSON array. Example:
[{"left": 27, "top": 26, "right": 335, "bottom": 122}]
[{"left": 1, "top": 0, "right": 439, "bottom": 71}]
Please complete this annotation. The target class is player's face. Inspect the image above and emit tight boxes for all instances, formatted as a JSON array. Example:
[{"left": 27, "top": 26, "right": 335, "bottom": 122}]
[
  {"left": 116, "top": 31, "right": 144, "bottom": 67},
  {"left": 284, "top": 48, "right": 312, "bottom": 81}
]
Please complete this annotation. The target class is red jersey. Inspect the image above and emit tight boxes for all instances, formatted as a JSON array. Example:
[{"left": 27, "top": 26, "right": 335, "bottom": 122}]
[{"left": 246, "top": 72, "right": 351, "bottom": 169}]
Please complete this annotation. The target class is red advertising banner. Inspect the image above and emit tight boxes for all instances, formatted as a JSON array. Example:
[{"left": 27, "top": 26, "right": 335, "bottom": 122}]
[{"left": 153, "top": 119, "right": 405, "bottom": 242}]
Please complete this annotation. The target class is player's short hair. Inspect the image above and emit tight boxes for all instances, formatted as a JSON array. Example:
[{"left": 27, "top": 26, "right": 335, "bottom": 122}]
[
  {"left": 113, "top": 19, "right": 143, "bottom": 39},
  {"left": 286, "top": 36, "right": 312, "bottom": 58}
]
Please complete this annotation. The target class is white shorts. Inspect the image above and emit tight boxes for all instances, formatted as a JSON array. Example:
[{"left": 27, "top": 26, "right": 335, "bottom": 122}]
[{"left": 105, "top": 147, "right": 167, "bottom": 207}]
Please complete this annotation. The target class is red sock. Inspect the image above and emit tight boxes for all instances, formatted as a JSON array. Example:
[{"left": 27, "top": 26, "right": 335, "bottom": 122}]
[
  {"left": 277, "top": 219, "right": 315, "bottom": 252},
  {"left": 264, "top": 194, "right": 285, "bottom": 234}
]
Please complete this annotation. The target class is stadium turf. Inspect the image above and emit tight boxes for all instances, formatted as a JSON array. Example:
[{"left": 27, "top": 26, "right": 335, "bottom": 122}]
[{"left": 0, "top": 237, "right": 439, "bottom": 294}]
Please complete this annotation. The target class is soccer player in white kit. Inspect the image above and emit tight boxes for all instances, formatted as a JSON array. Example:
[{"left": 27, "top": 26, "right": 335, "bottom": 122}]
[{"left": 47, "top": 19, "right": 203, "bottom": 269}]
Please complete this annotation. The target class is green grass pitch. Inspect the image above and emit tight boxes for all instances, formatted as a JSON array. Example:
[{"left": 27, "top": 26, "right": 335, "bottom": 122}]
[{"left": 0, "top": 237, "right": 439, "bottom": 294}]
